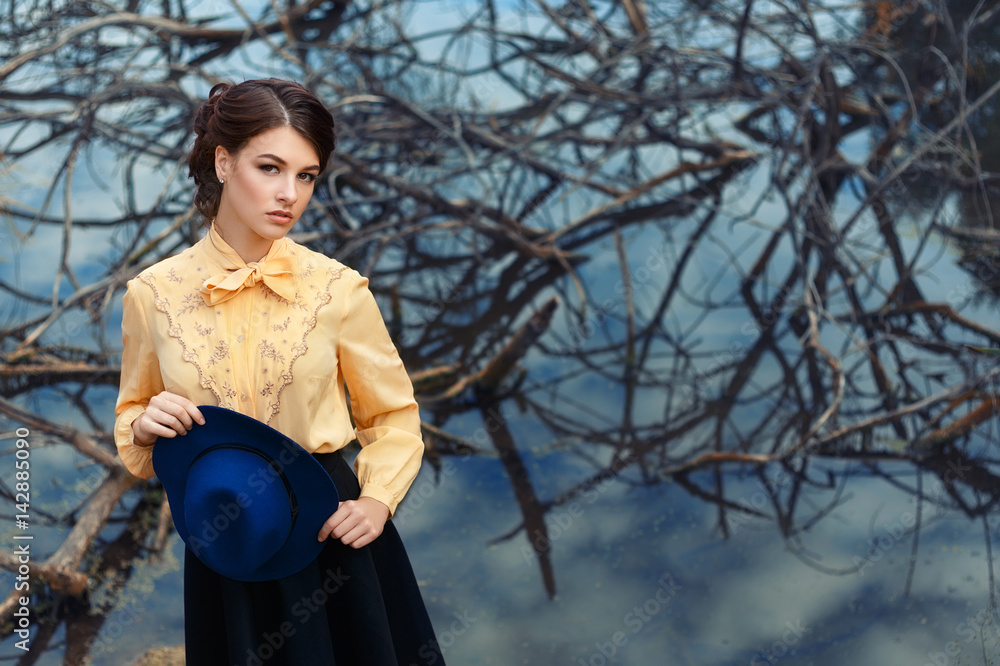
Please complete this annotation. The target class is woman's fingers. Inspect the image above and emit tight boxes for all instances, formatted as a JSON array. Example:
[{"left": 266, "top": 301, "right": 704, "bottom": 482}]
[
  {"left": 135, "top": 392, "right": 206, "bottom": 444},
  {"left": 317, "top": 509, "right": 341, "bottom": 542},
  {"left": 143, "top": 419, "right": 181, "bottom": 439},
  {"left": 319, "top": 503, "right": 358, "bottom": 542},
  {"left": 317, "top": 498, "right": 389, "bottom": 548},
  {"left": 341, "top": 526, "right": 374, "bottom": 549},
  {"left": 150, "top": 392, "right": 205, "bottom": 432}
]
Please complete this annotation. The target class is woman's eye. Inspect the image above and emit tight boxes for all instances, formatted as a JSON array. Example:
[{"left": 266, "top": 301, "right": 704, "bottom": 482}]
[
  {"left": 260, "top": 164, "right": 278, "bottom": 173},
  {"left": 299, "top": 173, "right": 317, "bottom": 183}
]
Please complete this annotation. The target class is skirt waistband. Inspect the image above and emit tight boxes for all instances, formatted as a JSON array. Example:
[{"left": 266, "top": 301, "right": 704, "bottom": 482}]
[
  {"left": 310, "top": 448, "right": 361, "bottom": 502},
  {"left": 311, "top": 449, "right": 343, "bottom": 465}
]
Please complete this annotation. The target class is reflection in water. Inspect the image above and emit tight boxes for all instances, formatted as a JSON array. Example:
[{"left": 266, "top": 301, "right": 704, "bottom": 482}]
[{"left": 2, "top": 0, "right": 1000, "bottom": 663}]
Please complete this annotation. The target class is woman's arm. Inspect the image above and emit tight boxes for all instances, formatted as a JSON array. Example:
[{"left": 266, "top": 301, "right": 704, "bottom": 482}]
[
  {"left": 114, "top": 281, "right": 203, "bottom": 477},
  {"left": 318, "top": 270, "right": 424, "bottom": 547}
]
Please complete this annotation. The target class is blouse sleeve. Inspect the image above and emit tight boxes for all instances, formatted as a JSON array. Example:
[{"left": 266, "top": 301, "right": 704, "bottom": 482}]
[
  {"left": 338, "top": 272, "right": 424, "bottom": 516},
  {"left": 114, "top": 279, "right": 164, "bottom": 480}
]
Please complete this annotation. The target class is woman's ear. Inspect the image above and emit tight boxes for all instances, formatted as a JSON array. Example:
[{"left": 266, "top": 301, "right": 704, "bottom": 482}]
[{"left": 215, "top": 145, "right": 232, "bottom": 182}]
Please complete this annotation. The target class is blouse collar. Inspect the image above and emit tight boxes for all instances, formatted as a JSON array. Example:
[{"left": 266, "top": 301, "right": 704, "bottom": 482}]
[
  {"left": 206, "top": 220, "right": 291, "bottom": 270},
  {"left": 197, "top": 221, "right": 299, "bottom": 305}
]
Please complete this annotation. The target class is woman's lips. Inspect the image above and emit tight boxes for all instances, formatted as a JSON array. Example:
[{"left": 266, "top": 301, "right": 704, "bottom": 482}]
[{"left": 267, "top": 210, "right": 293, "bottom": 224}]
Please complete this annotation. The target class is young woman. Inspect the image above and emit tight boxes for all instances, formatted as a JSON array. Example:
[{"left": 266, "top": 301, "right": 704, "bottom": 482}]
[{"left": 114, "top": 78, "right": 445, "bottom": 665}]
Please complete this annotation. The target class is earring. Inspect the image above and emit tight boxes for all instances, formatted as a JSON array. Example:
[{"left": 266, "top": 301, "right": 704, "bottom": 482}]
[{"left": 218, "top": 177, "right": 225, "bottom": 184}]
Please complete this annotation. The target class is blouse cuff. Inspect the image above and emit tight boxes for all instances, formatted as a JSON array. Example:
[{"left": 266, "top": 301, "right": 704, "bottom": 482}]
[
  {"left": 114, "top": 403, "right": 156, "bottom": 480},
  {"left": 359, "top": 484, "right": 399, "bottom": 517}
]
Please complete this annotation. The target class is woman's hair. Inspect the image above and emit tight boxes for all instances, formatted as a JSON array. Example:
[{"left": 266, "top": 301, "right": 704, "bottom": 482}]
[{"left": 188, "top": 78, "right": 336, "bottom": 220}]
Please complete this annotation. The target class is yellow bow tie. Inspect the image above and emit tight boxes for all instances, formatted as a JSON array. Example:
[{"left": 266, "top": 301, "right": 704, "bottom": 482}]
[{"left": 200, "top": 255, "right": 297, "bottom": 305}]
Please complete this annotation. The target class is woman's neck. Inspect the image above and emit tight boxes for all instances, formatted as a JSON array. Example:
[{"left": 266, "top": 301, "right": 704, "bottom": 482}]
[{"left": 213, "top": 217, "right": 272, "bottom": 264}]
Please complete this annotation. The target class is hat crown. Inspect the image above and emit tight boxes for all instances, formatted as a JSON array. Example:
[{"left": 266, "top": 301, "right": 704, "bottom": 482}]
[{"left": 183, "top": 446, "right": 296, "bottom": 578}]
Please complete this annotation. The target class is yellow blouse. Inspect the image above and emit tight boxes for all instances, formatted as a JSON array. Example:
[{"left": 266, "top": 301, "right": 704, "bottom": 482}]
[{"left": 114, "top": 223, "right": 423, "bottom": 515}]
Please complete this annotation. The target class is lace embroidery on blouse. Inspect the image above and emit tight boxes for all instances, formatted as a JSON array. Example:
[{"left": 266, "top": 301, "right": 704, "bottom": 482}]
[
  {"left": 139, "top": 255, "right": 345, "bottom": 424},
  {"left": 139, "top": 272, "right": 223, "bottom": 406},
  {"left": 267, "top": 264, "right": 345, "bottom": 424}
]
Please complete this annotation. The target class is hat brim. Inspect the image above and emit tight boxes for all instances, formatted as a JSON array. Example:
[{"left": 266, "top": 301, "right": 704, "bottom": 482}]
[{"left": 152, "top": 405, "right": 339, "bottom": 581}]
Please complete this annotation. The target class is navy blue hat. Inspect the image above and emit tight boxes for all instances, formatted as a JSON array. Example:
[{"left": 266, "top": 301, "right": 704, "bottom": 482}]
[{"left": 152, "top": 405, "right": 339, "bottom": 582}]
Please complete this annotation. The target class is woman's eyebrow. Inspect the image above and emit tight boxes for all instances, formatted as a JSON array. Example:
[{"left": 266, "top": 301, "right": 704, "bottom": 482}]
[{"left": 256, "top": 153, "right": 321, "bottom": 172}]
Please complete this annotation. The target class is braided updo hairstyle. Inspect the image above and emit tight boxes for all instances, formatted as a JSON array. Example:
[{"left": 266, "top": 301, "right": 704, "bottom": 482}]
[{"left": 188, "top": 79, "right": 336, "bottom": 220}]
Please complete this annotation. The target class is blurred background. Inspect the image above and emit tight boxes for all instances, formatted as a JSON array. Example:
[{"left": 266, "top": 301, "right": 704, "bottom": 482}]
[{"left": 3, "top": 0, "right": 1000, "bottom": 663}]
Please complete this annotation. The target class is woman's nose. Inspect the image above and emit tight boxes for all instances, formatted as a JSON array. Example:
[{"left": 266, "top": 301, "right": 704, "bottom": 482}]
[{"left": 277, "top": 177, "right": 298, "bottom": 204}]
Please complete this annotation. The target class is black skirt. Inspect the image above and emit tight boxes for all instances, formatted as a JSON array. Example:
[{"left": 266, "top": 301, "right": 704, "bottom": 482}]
[{"left": 183, "top": 450, "right": 445, "bottom": 666}]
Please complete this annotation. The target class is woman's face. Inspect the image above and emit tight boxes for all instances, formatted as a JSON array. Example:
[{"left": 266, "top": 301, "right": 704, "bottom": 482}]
[{"left": 214, "top": 125, "right": 320, "bottom": 254}]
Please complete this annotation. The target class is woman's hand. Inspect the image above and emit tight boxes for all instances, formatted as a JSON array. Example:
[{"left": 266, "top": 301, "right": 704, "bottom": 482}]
[
  {"left": 317, "top": 497, "right": 390, "bottom": 549},
  {"left": 131, "top": 391, "right": 206, "bottom": 447}
]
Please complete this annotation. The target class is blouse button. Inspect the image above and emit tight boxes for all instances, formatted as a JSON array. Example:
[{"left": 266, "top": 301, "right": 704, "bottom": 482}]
[
  {"left": 237, "top": 335, "right": 245, "bottom": 343},
  {"left": 241, "top": 393, "right": 248, "bottom": 401}
]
